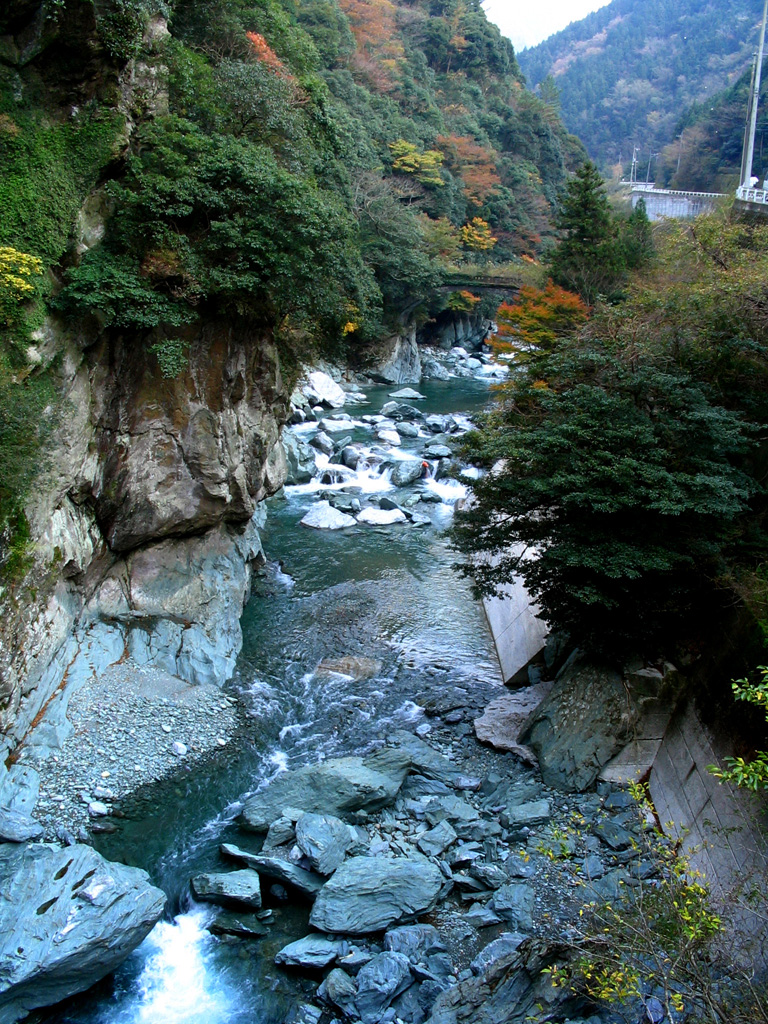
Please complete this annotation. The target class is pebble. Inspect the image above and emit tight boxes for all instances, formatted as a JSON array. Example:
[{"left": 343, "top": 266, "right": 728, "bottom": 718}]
[
  {"left": 161, "top": 724, "right": 172, "bottom": 733},
  {"left": 172, "top": 742, "right": 188, "bottom": 757}
]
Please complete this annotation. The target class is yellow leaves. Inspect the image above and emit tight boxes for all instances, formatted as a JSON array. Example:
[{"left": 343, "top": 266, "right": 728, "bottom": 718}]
[
  {"left": 388, "top": 139, "right": 445, "bottom": 188},
  {"left": 460, "top": 217, "right": 497, "bottom": 251},
  {"left": 342, "top": 321, "right": 358, "bottom": 335},
  {"left": 0, "top": 246, "right": 43, "bottom": 302}
]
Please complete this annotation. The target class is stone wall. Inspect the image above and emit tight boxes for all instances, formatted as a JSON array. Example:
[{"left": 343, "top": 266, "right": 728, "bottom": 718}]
[{"left": 649, "top": 702, "right": 768, "bottom": 885}]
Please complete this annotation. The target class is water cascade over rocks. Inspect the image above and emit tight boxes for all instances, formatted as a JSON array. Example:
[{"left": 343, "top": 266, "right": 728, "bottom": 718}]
[{"left": 21, "top": 354, "right": 673, "bottom": 1024}]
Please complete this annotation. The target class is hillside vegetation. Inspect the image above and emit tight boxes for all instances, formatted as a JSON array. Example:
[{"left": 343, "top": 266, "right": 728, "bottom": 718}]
[
  {"left": 518, "top": 0, "right": 763, "bottom": 173},
  {"left": 0, "top": 0, "right": 584, "bottom": 560}
]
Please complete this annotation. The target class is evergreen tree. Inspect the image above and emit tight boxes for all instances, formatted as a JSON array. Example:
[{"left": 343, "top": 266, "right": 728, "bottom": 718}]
[{"left": 550, "top": 161, "right": 624, "bottom": 303}]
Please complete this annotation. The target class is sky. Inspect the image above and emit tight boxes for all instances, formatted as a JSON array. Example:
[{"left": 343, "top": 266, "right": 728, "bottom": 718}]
[{"left": 483, "top": 0, "right": 612, "bottom": 52}]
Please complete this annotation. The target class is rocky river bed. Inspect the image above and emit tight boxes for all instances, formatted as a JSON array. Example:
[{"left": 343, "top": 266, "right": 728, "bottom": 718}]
[{"left": 1, "top": 352, "right": 679, "bottom": 1024}]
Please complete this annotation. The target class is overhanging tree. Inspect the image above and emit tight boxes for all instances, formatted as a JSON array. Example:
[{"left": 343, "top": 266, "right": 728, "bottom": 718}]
[{"left": 452, "top": 343, "right": 757, "bottom": 656}]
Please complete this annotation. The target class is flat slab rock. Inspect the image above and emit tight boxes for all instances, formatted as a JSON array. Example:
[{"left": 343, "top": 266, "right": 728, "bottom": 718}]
[
  {"left": 191, "top": 869, "right": 261, "bottom": 909},
  {"left": 300, "top": 501, "right": 355, "bottom": 530},
  {"left": 275, "top": 934, "right": 342, "bottom": 969},
  {"left": 239, "top": 749, "right": 410, "bottom": 832},
  {"left": 220, "top": 844, "right": 323, "bottom": 900},
  {"left": 473, "top": 682, "right": 552, "bottom": 763},
  {"left": 0, "top": 842, "right": 165, "bottom": 1024},
  {"left": 310, "top": 856, "right": 444, "bottom": 935}
]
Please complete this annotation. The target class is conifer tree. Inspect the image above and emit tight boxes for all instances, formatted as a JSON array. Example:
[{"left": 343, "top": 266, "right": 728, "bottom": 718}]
[{"left": 550, "top": 161, "right": 624, "bottom": 303}]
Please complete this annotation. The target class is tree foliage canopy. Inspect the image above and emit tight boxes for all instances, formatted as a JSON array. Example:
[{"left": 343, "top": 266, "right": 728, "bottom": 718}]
[{"left": 453, "top": 214, "right": 768, "bottom": 657}]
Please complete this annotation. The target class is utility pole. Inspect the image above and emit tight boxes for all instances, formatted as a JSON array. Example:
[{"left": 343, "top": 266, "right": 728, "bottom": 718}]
[{"left": 742, "top": 0, "right": 768, "bottom": 188}]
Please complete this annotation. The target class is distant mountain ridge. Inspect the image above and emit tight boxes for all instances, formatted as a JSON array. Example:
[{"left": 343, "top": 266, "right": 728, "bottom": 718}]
[{"left": 518, "top": 0, "right": 764, "bottom": 171}]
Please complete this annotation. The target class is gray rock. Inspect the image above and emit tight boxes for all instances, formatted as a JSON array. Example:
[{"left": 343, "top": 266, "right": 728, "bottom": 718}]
[
  {"left": 389, "top": 388, "right": 426, "bottom": 400},
  {"left": 310, "top": 856, "right": 444, "bottom": 935},
  {"left": 275, "top": 934, "right": 341, "bottom": 969},
  {"left": 303, "top": 370, "right": 347, "bottom": 409},
  {"left": 0, "top": 809, "right": 43, "bottom": 843},
  {"left": 425, "top": 941, "right": 579, "bottom": 1024},
  {"left": 282, "top": 430, "right": 317, "bottom": 484},
  {"left": 309, "top": 430, "right": 335, "bottom": 455},
  {"left": 398, "top": 422, "right": 421, "bottom": 438},
  {"left": 0, "top": 766, "right": 39, "bottom": 817},
  {"left": 391, "top": 460, "right": 425, "bottom": 487},
  {"left": 519, "top": 660, "right": 641, "bottom": 792},
  {"left": 285, "top": 1004, "right": 323, "bottom": 1024},
  {"left": 417, "top": 820, "right": 458, "bottom": 858},
  {"left": 424, "top": 796, "right": 479, "bottom": 826},
  {"left": 425, "top": 415, "right": 446, "bottom": 433},
  {"left": 295, "top": 812, "right": 354, "bottom": 875},
  {"left": 317, "top": 967, "right": 358, "bottom": 1017},
  {"left": 220, "top": 845, "right": 324, "bottom": 900},
  {"left": 207, "top": 912, "right": 268, "bottom": 939},
  {"left": 240, "top": 751, "right": 410, "bottom": 832},
  {"left": 191, "top": 869, "right": 262, "bottom": 909},
  {"left": 368, "top": 332, "right": 422, "bottom": 385},
  {"left": 491, "top": 884, "right": 535, "bottom": 931},
  {"left": 470, "top": 863, "right": 508, "bottom": 889},
  {"left": 355, "top": 951, "right": 413, "bottom": 1023},
  {"left": 474, "top": 684, "right": 552, "bottom": 762},
  {"left": 337, "top": 946, "right": 375, "bottom": 974},
  {"left": 392, "top": 983, "right": 428, "bottom": 1024},
  {"left": 0, "top": 842, "right": 164, "bottom": 1023},
  {"left": 384, "top": 924, "right": 443, "bottom": 961},
  {"left": 422, "top": 359, "right": 451, "bottom": 381},
  {"left": 464, "top": 904, "right": 502, "bottom": 928},
  {"left": 582, "top": 855, "right": 605, "bottom": 880},
  {"left": 300, "top": 501, "right": 356, "bottom": 530},
  {"left": 263, "top": 815, "right": 296, "bottom": 850},
  {"left": 501, "top": 801, "right": 550, "bottom": 831},
  {"left": 470, "top": 934, "right": 525, "bottom": 976},
  {"left": 388, "top": 731, "right": 466, "bottom": 786},
  {"left": 594, "top": 819, "right": 633, "bottom": 850},
  {"left": 424, "top": 444, "right": 452, "bottom": 459},
  {"left": 358, "top": 507, "right": 407, "bottom": 526}
]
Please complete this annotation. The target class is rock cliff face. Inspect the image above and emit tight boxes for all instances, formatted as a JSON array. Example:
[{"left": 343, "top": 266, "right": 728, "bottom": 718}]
[{"left": 0, "top": 318, "right": 289, "bottom": 761}]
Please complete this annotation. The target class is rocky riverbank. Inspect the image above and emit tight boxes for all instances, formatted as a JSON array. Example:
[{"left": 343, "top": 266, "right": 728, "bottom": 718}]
[{"left": 184, "top": 715, "right": 665, "bottom": 1024}]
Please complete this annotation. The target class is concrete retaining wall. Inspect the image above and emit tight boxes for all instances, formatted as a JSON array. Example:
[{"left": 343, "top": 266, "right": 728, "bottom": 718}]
[{"left": 482, "top": 575, "right": 547, "bottom": 684}]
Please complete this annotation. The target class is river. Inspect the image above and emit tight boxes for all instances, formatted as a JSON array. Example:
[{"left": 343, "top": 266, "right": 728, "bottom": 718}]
[{"left": 41, "top": 377, "right": 506, "bottom": 1024}]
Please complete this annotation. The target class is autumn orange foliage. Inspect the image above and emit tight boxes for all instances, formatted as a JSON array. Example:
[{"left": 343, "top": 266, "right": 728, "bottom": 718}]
[
  {"left": 494, "top": 281, "right": 588, "bottom": 360},
  {"left": 338, "top": 0, "right": 404, "bottom": 89},
  {"left": 246, "top": 31, "right": 290, "bottom": 77},
  {"left": 437, "top": 134, "right": 501, "bottom": 204}
]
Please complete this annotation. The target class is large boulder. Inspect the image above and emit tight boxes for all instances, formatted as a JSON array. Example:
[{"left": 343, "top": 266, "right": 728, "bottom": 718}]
[
  {"left": 391, "top": 460, "right": 424, "bottom": 488},
  {"left": 300, "top": 502, "right": 356, "bottom": 530},
  {"left": 355, "top": 951, "right": 414, "bottom": 1023},
  {"left": 367, "top": 332, "right": 422, "bottom": 384},
  {"left": 240, "top": 749, "right": 410, "bottom": 832},
  {"left": 190, "top": 869, "right": 261, "bottom": 909},
  {"left": 519, "top": 660, "right": 641, "bottom": 792},
  {"left": 0, "top": 842, "right": 165, "bottom": 1024},
  {"left": 310, "top": 856, "right": 444, "bottom": 935},
  {"left": 295, "top": 812, "right": 354, "bottom": 875},
  {"left": 275, "top": 935, "right": 342, "bottom": 969},
  {"left": 282, "top": 430, "right": 317, "bottom": 485},
  {"left": 303, "top": 371, "right": 346, "bottom": 409}
]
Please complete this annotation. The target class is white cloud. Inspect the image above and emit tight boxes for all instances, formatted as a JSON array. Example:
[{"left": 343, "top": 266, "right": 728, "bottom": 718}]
[{"left": 482, "top": 0, "right": 612, "bottom": 52}]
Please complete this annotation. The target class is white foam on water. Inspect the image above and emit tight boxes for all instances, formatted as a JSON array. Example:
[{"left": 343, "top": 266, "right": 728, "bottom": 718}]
[
  {"left": 111, "top": 906, "right": 236, "bottom": 1024},
  {"left": 423, "top": 477, "right": 468, "bottom": 504}
]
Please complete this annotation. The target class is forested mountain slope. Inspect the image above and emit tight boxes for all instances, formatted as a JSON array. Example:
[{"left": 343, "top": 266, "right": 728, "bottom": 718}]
[
  {"left": 655, "top": 64, "right": 768, "bottom": 191},
  {"left": 518, "top": 0, "right": 763, "bottom": 172},
  {"left": 0, "top": 0, "right": 584, "bottom": 546}
]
